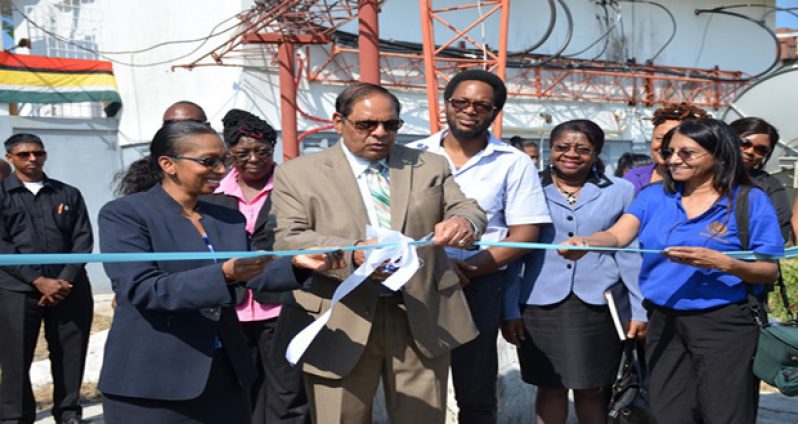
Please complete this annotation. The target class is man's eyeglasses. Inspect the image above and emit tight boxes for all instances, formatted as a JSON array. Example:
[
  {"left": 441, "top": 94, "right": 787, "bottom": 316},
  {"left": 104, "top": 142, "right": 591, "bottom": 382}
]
[
  {"left": 447, "top": 97, "right": 497, "bottom": 114},
  {"left": 660, "top": 148, "right": 709, "bottom": 162},
  {"left": 13, "top": 151, "right": 46, "bottom": 159},
  {"left": 170, "top": 155, "right": 229, "bottom": 168},
  {"left": 343, "top": 116, "right": 404, "bottom": 133},
  {"left": 230, "top": 147, "right": 274, "bottom": 162},
  {"left": 739, "top": 138, "right": 770, "bottom": 157},
  {"left": 551, "top": 144, "right": 593, "bottom": 156}
]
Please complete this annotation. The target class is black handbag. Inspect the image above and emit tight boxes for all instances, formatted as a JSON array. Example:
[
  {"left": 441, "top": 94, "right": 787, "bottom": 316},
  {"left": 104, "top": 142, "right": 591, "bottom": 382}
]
[
  {"left": 735, "top": 185, "right": 798, "bottom": 396},
  {"left": 608, "top": 340, "right": 653, "bottom": 424},
  {"left": 751, "top": 274, "right": 798, "bottom": 397}
]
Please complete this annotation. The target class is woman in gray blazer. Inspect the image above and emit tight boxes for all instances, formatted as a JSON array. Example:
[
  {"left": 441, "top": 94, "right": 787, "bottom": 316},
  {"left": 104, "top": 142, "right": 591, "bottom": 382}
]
[
  {"left": 100, "top": 121, "right": 342, "bottom": 423},
  {"left": 502, "top": 120, "right": 646, "bottom": 424}
]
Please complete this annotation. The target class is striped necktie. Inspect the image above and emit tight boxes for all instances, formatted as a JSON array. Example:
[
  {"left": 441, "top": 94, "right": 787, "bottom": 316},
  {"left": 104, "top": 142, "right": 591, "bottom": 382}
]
[{"left": 365, "top": 162, "right": 391, "bottom": 229}]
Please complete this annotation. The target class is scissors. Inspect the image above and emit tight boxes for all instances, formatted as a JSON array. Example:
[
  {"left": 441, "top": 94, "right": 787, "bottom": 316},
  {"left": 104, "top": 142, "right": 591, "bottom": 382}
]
[{"left": 380, "top": 232, "right": 435, "bottom": 273}]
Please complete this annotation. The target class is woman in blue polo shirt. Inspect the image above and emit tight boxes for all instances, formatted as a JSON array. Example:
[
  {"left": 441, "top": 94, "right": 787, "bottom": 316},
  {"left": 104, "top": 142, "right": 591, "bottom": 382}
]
[{"left": 560, "top": 118, "right": 784, "bottom": 424}]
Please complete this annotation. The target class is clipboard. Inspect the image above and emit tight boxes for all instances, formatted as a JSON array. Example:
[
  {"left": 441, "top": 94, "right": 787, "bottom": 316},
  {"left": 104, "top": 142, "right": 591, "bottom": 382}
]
[{"left": 604, "top": 282, "right": 632, "bottom": 341}]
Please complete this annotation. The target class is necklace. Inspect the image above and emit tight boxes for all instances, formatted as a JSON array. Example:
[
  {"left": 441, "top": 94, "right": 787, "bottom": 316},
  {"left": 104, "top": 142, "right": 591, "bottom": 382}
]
[{"left": 553, "top": 174, "right": 583, "bottom": 206}]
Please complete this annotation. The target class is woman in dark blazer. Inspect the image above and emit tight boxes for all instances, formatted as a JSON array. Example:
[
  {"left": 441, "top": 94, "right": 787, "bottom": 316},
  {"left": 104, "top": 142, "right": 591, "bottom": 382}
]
[{"left": 99, "top": 121, "right": 341, "bottom": 423}]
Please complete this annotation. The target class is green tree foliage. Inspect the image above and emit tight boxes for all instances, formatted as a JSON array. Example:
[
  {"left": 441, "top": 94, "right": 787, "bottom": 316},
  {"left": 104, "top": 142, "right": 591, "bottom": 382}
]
[
  {"left": 0, "top": 0, "right": 12, "bottom": 46},
  {"left": 771, "top": 259, "right": 798, "bottom": 321}
]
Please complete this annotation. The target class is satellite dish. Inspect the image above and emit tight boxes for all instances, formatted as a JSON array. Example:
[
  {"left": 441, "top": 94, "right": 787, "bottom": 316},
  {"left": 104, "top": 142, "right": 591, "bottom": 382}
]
[{"left": 723, "top": 67, "right": 798, "bottom": 177}]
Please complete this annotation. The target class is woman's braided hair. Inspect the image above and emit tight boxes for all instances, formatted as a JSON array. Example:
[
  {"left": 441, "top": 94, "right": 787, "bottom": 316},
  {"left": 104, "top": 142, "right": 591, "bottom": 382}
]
[{"left": 221, "top": 109, "right": 277, "bottom": 147}]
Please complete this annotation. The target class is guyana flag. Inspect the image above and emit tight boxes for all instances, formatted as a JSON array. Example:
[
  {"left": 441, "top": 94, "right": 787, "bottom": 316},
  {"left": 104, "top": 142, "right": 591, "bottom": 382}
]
[{"left": 0, "top": 52, "right": 121, "bottom": 115}]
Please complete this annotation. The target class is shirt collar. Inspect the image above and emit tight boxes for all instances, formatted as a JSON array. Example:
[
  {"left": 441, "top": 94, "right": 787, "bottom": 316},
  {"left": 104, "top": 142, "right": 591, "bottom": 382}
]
[
  {"left": 214, "top": 168, "right": 274, "bottom": 203},
  {"left": 434, "top": 129, "right": 512, "bottom": 174},
  {"left": 340, "top": 139, "right": 388, "bottom": 176},
  {"left": 3, "top": 173, "right": 51, "bottom": 192},
  {"left": 539, "top": 168, "right": 613, "bottom": 189},
  {"left": 671, "top": 183, "right": 734, "bottom": 209},
  {"left": 437, "top": 129, "right": 504, "bottom": 156}
]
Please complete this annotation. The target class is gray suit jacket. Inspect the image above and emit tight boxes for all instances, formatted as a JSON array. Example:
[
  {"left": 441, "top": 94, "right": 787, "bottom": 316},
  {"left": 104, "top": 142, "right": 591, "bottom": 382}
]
[{"left": 271, "top": 142, "right": 486, "bottom": 379}]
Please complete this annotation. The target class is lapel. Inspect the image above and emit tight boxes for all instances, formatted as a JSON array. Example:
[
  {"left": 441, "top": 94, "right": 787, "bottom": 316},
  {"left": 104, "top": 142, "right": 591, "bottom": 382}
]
[
  {"left": 148, "top": 186, "right": 214, "bottom": 263},
  {"left": 541, "top": 170, "right": 606, "bottom": 211},
  {"left": 388, "top": 144, "right": 413, "bottom": 232},
  {"left": 325, "top": 143, "right": 369, "bottom": 232},
  {"left": 253, "top": 194, "right": 271, "bottom": 233},
  {"left": 574, "top": 183, "right": 601, "bottom": 211}
]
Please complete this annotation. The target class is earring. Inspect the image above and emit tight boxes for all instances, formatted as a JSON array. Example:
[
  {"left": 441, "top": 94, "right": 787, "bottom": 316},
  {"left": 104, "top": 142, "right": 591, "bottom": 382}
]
[{"left": 591, "top": 163, "right": 599, "bottom": 178}]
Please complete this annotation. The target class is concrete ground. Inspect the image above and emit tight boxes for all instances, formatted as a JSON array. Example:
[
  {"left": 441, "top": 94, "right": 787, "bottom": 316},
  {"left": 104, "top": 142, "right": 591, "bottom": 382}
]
[
  {"left": 33, "top": 389, "right": 798, "bottom": 424},
  {"left": 32, "top": 318, "right": 798, "bottom": 423}
]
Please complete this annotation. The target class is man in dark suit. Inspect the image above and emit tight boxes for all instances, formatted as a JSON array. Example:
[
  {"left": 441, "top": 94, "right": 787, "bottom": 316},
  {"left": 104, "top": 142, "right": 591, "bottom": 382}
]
[
  {"left": 271, "top": 83, "right": 487, "bottom": 423},
  {"left": 0, "top": 133, "right": 94, "bottom": 424}
]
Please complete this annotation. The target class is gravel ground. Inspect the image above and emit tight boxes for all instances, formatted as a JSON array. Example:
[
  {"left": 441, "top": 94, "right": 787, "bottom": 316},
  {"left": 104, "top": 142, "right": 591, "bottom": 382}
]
[{"left": 33, "top": 296, "right": 798, "bottom": 423}]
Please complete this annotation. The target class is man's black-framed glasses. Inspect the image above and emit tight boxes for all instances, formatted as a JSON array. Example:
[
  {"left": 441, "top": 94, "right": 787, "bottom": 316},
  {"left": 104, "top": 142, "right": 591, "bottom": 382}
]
[
  {"left": 447, "top": 97, "right": 497, "bottom": 114},
  {"left": 343, "top": 116, "right": 404, "bottom": 133}
]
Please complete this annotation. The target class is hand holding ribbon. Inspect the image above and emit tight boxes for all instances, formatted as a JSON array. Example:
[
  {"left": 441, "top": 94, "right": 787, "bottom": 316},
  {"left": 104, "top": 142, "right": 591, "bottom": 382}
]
[{"left": 284, "top": 226, "right": 433, "bottom": 365}]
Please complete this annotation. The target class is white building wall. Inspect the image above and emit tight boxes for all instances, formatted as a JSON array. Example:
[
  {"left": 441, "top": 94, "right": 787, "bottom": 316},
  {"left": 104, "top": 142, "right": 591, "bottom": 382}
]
[{"left": 9, "top": 0, "right": 778, "bottom": 157}]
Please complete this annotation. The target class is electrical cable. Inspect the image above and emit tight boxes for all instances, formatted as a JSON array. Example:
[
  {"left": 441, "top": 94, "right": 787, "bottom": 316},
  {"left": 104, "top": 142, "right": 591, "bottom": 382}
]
[
  {"left": 331, "top": 28, "right": 749, "bottom": 82},
  {"left": 693, "top": 13, "right": 713, "bottom": 67},
  {"left": 695, "top": 7, "right": 781, "bottom": 80},
  {"left": 564, "top": 6, "right": 621, "bottom": 58},
  {"left": 86, "top": 12, "right": 243, "bottom": 55},
  {"left": 11, "top": 2, "right": 247, "bottom": 67},
  {"left": 612, "top": 1, "right": 629, "bottom": 61},
  {"left": 716, "top": 4, "right": 798, "bottom": 20},
  {"left": 515, "top": 0, "right": 574, "bottom": 68},
  {"left": 618, "top": 0, "right": 676, "bottom": 64},
  {"left": 507, "top": 0, "right": 556, "bottom": 56},
  {"left": 590, "top": 2, "right": 613, "bottom": 61}
]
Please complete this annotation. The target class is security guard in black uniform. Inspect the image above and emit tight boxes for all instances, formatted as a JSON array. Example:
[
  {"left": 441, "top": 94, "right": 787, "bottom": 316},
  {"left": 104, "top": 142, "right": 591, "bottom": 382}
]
[{"left": 0, "top": 133, "right": 93, "bottom": 424}]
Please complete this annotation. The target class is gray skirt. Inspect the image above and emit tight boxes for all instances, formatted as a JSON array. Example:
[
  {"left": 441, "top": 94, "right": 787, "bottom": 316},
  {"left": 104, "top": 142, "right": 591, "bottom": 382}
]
[{"left": 518, "top": 293, "right": 622, "bottom": 389}]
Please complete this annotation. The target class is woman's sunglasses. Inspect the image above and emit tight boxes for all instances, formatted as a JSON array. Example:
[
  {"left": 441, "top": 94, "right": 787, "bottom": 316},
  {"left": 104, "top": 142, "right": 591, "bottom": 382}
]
[
  {"left": 739, "top": 138, "right": 770, "bottom": 157},
  {"left": 659, "top": 148, "right": 708, "bottom": 162}
]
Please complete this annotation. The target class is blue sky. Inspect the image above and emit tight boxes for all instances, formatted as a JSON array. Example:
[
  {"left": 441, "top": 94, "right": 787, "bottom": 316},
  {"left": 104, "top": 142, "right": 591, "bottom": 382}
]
[{"left": 778, "top": 0, "right": 798, "bottom": 29}]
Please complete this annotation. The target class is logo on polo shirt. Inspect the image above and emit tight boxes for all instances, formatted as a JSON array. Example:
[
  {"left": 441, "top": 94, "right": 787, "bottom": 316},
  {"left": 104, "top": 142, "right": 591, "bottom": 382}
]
[{"left": 699, "top": 221, "right": 730, "bottom": 243}]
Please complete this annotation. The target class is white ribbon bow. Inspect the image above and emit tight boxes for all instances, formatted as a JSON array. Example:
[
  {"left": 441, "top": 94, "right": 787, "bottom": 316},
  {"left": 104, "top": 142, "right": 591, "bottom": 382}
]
[{"left": 285, "top": 226, "right": 424, "bottom": 365}]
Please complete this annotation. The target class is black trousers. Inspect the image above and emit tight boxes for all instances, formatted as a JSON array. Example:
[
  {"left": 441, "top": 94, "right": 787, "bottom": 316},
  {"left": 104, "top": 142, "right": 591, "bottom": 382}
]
[
  {"left": 645, "top": 301, "right": 760, "bottom": 424},
  {"left": 450, "top": 271, "right": 503, "bottom": 424},
  {"left": 241, "top": 318, "right": 310, "bottom": 424},
  {"left": 0, "top": 282, "right": 93, "bottom": 424}
]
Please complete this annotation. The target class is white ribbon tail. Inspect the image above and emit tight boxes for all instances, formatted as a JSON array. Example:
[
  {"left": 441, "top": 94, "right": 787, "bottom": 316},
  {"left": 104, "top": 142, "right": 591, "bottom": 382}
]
[{"left": 285, "top": 226, "right": 421, "bottom": 366}]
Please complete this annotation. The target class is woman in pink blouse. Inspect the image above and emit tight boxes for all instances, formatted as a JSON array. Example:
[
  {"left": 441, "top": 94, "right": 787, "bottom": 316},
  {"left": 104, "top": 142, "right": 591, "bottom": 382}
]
[{"left": 212, "top": 109, "right": 308, "bottom": 424}]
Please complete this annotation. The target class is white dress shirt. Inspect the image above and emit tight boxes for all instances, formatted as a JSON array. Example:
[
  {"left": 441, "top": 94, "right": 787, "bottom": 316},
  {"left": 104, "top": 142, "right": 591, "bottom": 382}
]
[
  {"left": 408, "top": 130, "right": 551, "bottom": 261},
  {"left": 340, "top": 140, "right": 388, "bottom": 228}
]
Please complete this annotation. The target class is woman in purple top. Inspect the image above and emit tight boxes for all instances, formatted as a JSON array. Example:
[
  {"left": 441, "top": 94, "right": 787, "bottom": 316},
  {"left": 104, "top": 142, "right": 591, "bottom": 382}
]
[{"left": 624, "top": 103, "right": 709, "bottom": 194}]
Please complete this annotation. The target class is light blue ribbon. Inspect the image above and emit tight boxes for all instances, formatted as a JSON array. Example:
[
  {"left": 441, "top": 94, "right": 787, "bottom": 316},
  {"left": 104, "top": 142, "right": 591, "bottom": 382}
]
[
  {"left": 475, "top": 241, "right": 797, "bottom": 261},
  {"left": 0, "top": 240, "right": 793, "bottom": 266},
  {"left": 0, "top": 240, "right": 436, "bottom": 266}
]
